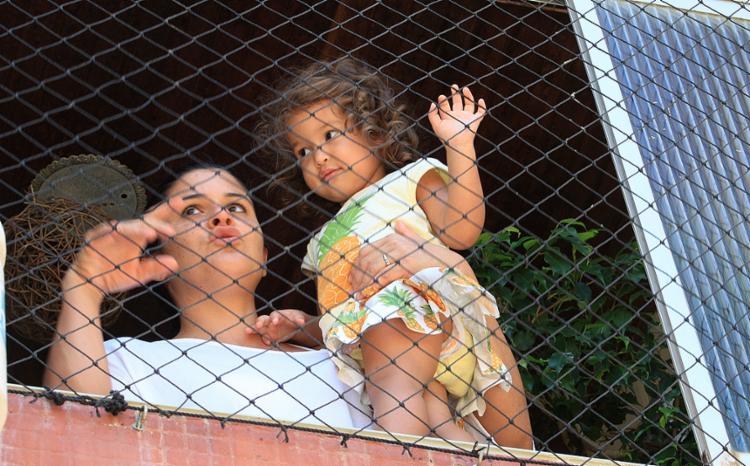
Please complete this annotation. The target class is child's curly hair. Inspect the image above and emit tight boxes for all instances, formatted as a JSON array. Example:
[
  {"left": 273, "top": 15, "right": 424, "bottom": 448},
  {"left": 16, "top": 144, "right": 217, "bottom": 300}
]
[{"left": 257, "top": 58, "right": 419, "bottom": 212}]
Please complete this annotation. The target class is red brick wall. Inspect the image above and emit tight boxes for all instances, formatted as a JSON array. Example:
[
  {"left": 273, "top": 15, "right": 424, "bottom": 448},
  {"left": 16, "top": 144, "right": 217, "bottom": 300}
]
[{"left": 0, "top": 393, "right": 532, "bottom": 466}]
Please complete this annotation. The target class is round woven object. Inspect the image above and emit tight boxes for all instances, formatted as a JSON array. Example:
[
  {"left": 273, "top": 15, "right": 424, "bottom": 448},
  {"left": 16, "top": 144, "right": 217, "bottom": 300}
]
[
  {"left": 6, "top": 155, "right": 145, "bottom": 343},
  {"left": 31, "top": 154, "right": 147, "bottom": 220},
  {"left": 5, "top": 198, "right": 127, "bottom": 343}
]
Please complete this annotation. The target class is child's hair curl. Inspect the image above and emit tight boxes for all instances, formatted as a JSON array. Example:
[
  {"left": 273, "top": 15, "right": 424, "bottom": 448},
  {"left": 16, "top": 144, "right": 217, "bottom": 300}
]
[{"left": 257, "top": 58, "right": 419, "bottom": 212}]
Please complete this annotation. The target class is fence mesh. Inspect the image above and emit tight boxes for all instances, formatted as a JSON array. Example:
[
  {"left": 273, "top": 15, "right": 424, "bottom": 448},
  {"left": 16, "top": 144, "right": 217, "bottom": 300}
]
[{"left": 2, "top": 1, "right": 748, "bottom": 465}]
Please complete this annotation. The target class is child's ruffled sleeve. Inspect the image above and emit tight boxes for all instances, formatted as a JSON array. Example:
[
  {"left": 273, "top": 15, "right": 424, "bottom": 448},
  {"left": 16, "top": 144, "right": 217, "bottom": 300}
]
[
  {"left": 403, "top": 157, "right": 451, "bottom": 205},
  {"left": 301, "top": 234, "right": 319, "bottom": 277}
]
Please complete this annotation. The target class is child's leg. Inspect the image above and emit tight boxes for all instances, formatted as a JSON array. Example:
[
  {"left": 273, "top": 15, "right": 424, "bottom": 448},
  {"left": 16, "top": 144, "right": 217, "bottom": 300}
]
[
  {"left": 360, "top": 319, "right": 442, "bottom": 436},
  {"left": 477, "top": 316, "right": 534, "bottom": 449},
  {"left": 423, "top": 380, "right": 475, "bottom": 442}
]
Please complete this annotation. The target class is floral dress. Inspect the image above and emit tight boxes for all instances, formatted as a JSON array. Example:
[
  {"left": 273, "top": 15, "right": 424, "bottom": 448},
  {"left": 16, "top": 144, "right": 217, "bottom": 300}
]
[{"left": 302, "top": 158, "right": 512, "bottom": 418}]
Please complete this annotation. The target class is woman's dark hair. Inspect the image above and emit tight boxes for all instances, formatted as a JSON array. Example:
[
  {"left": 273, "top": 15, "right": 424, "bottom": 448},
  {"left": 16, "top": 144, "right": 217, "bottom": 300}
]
[{"left": 256, "top": 58, "right": 419, "bottom": 214}]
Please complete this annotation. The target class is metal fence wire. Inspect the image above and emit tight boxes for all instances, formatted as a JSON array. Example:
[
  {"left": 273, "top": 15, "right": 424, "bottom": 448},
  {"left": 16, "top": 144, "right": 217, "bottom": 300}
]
[{"left": 2, "top": 1, "right": 749, "bottom": 465}]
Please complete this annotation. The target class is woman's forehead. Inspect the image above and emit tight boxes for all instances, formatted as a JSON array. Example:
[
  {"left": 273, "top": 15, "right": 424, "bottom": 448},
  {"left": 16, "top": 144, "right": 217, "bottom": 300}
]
[{"left": 167, "top": 168, "right": 247, "bottom": 197}]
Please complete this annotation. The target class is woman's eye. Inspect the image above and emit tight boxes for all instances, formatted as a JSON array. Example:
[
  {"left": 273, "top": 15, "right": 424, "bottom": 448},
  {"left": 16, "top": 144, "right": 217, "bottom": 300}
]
[
  {"left": 182, "top": 206, "right": 201, "bottom": 216},
  {"left": 227, "top": 203, "right": 246, "bottom": 214},
  {"left": 297, "top": 147, "right": 312, "bottom": 159},
  {"left": 325, "top": 130, "right": 341, "bottom": 141}
]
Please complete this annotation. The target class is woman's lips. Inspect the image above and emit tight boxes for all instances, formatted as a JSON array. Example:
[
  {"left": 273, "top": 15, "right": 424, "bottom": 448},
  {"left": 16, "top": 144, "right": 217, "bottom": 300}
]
[{"left": 212, "top": 226, "right": 241, "bottom": 244}]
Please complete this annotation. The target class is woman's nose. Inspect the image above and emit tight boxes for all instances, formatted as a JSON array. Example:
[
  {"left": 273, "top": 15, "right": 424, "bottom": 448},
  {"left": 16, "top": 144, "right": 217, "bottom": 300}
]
[{"left": 208, "top": 208, "right": 233, "bottom": 227}]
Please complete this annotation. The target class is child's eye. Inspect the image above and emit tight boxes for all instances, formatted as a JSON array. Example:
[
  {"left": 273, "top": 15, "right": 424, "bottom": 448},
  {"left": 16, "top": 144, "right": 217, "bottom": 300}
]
[
  {"left": 226, "top": 203, "right": 246, "bottom": 214},
  {"left": 297, "top": 147, "right": 312, "bottom": 159},
  {"left": 182, "top": 205, "right": 201, "bottom": 216},
  {"left": 325, "top": 130, "right": 341, "bottom": 141}
]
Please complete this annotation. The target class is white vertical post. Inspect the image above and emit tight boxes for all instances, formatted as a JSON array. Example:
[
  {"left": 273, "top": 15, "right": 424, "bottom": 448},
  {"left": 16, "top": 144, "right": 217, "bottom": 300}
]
[{"left": 566, "top": 1, "right": 736, "bottom": 464}]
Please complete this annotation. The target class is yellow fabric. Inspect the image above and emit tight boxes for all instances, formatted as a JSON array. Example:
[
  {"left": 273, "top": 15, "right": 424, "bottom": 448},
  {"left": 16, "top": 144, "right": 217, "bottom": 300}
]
[{"left": 434, "top": 328, "right": 477, "bottom": 398}]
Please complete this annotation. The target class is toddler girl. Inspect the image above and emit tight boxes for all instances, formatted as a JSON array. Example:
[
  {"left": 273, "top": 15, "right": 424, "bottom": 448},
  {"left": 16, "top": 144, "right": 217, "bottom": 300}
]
[{"left": 258, "top": 59, "right": 512, "bottom": 442}]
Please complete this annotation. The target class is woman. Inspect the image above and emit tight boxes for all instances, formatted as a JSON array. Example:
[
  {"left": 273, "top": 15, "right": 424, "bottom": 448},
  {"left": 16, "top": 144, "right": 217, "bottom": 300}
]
[{"left": 43, "top": 167, "right": 531, "bottom": 445}]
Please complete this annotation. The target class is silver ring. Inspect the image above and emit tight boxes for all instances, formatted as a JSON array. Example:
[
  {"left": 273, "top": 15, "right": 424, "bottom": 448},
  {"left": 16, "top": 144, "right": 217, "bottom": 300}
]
[{"left": 382, "top": 253, "right": 392, "bottom": 266}]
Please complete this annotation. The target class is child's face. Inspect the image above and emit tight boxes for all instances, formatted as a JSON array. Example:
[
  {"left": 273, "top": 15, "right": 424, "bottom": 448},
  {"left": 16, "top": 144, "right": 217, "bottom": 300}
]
[{"left": 287, "top": 100, "right": 386, "bottom": 203}]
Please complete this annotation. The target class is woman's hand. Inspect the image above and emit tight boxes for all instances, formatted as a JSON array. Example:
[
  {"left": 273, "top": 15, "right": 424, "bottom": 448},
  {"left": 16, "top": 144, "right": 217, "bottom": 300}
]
[
  {"left": 349, "top": 221, "right": 471, "bottom": 295},
  {"left": 68, "top": 198, "right": 182, "bottom": 296}
]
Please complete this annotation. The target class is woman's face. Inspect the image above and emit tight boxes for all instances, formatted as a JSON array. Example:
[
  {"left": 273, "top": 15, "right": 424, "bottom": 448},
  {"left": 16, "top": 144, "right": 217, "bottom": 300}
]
[{"left": 161, "top": 168, "right": 266, "bottom": 293}]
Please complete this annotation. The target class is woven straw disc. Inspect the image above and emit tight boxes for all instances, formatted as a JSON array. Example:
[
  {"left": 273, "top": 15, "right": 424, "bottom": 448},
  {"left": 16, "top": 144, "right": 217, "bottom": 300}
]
[{"left": 6, "top": 155, "right": 145, "bottom": 343}]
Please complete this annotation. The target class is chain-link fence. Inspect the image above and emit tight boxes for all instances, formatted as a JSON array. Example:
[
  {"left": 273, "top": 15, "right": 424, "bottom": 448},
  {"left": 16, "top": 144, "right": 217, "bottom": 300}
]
[{"left": 2, "top": 1, "right": 748, "bottom": 465}]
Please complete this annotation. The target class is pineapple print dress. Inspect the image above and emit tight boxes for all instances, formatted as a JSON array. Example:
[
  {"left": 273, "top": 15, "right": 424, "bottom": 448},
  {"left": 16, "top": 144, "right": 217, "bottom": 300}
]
[{"left": 302, "top": 158, "right": 512, "bottom": 419}]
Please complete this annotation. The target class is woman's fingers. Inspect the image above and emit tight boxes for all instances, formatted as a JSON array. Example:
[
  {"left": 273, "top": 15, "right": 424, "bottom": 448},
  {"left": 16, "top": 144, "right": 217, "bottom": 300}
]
[
  {"left": 370, "top": 264, "right": 403, "bottom": 290},
  {"left": 143, "top": 197, "right": 184, "bottom": 238},
  {"left": 350, "top": 246, "right": 386, "bottom": 292},
  {"left": 112, "top": 220, "right": 160, "bottom": 246},
  {"left": 137, "top": 254, "right": 178, "bottom": 283},
  {"left": 351, "top": 223, "right": 425, "bottom": 291},
  {"left": 392, "top": 220, "right": 423, "bottom": 242},
  {"left": 144, "top": 196, "right": 186, "bottom": 225},
  {"left": 142, "top": 219, "right": 176, "bottom": 243}
]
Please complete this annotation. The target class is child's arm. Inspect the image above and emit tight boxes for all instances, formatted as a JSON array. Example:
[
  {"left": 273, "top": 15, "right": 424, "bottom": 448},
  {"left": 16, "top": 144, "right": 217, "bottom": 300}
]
[{"left": 418, "top": 84, "right": 487, "bottom": 250}]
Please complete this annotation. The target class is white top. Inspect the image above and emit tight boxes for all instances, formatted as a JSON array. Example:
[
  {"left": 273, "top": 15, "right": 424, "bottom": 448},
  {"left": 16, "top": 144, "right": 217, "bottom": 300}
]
[{"left": 104, "top": 337, "right": 372, "bottom": 429}]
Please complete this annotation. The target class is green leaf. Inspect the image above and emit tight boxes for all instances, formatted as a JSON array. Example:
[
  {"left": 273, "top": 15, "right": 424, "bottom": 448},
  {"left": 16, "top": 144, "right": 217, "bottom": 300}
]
[
  {"left": 547, "top": 352, "right": 574, "bottom": 373},
  {"left": 573, "top": 281, "right": 592, "bottom": 303},
  {"left": 522, "top": 238, "right": 540, "bottom": 251},
  {"left": 544, "top": 249, "right": 573, "bottom": 276},
  {"left": 512, "top": 330, "right": 536, "bottom": 352},
  {"left": 317, "top": 193, "right": 373, "bottom": 262}
]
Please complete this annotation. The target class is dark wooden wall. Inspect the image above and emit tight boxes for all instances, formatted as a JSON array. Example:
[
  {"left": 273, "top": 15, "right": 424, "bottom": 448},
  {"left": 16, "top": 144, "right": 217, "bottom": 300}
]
[{"left": 1, "top": 1, "right": 632, "bottom": 385}]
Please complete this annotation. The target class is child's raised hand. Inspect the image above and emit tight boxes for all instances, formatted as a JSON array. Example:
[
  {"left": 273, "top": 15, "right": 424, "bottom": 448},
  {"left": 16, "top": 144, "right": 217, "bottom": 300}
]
[
  {"left": 246, "top": 309, "right": 308, "bottom": 346},
  {"left": 428, "top": 84, "right": 486, "bottom": 150}
]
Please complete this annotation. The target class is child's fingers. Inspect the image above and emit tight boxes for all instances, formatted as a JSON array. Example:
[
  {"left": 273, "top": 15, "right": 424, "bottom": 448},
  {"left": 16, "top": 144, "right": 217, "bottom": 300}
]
[
  {"left": 451, "top": 84, "right": 462, "bottom": 111},
  {"left": 471, "top": 98, "right": 488, "bottom": 131},
  {"left": 254, "top": 316, "right": 269, "bottom": 332},
  {"left": 463, "top": 86, "right": 475, "bottom": 113},
  {"left": 437, "top": 94, "right": 450, "bottom": 118},
  {"left": 427, "top": 102, "right": 442, "bottom": 130}
]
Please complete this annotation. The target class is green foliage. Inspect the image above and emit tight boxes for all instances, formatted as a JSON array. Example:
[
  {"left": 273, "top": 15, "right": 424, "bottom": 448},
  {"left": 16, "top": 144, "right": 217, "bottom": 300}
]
[{"left": 468, "top": 220, "right": 701, "bottom": 465}]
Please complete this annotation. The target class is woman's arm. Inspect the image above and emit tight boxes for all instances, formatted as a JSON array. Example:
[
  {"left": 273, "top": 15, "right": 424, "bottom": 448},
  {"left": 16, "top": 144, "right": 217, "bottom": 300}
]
[
  {"left": 43, "top": 207, "right": 178, "bottom": 394},
  {"left": 348, "top": 220, "right": 477, "bottom": 294},
  {"left": 43, "top": 272, "right": 112, "bottom": 394}
]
